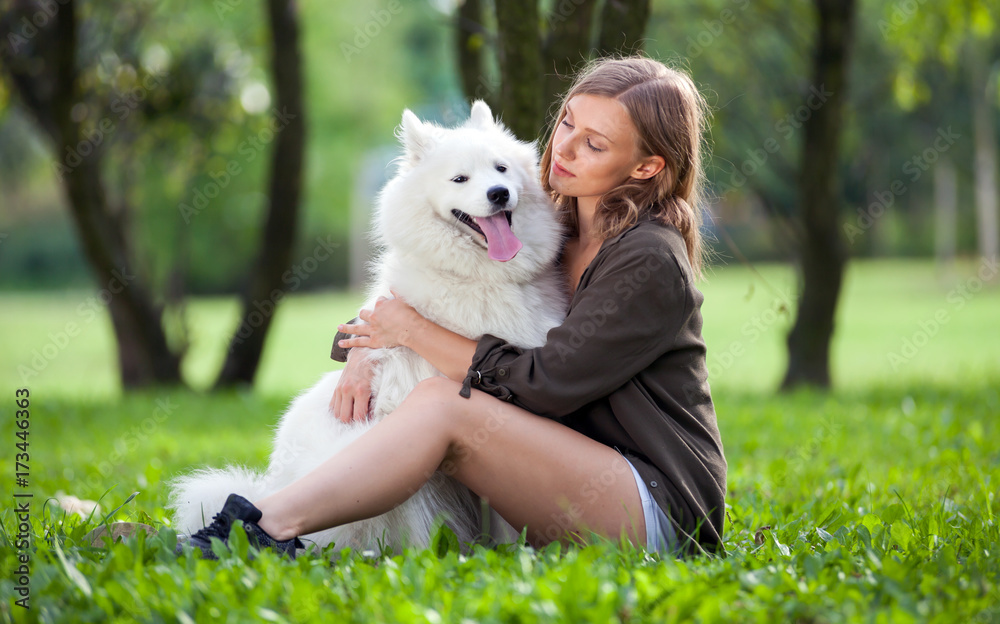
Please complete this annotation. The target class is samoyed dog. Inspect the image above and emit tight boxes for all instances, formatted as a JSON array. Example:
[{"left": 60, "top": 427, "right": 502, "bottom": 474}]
[{"left": 168, "top": 101, "right": 566, "bottom": 553}]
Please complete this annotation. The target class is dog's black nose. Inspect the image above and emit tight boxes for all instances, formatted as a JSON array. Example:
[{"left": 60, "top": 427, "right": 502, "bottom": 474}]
[{"left": 487, "top": 185, "right": 510, "bottom": 206}]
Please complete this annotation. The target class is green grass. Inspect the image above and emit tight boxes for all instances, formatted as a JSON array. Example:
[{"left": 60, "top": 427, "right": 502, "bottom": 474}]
[{"left": 1, "top": 259, "right": 999, "bottom": 622}]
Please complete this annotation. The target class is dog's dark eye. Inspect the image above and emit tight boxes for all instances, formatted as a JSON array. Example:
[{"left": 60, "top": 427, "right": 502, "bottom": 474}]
[
  {"left": 452, "top": 175, "right": 468, "bottom": 183},
  {"left": 496, "top": 164, "right": 507, "bottom": 173}
]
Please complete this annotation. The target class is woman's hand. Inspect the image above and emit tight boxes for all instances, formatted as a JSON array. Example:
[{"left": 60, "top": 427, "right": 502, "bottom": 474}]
[
  {"left": 330, "top": 348, "right": 376, "bottom": 423},
  {"left": 337, "top": 293, "right": 422, "bottom": 350}
]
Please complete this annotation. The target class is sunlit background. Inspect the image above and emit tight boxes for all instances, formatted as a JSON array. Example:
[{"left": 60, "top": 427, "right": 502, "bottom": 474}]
[{"left": 1, "top": 0, "right": 997, "bottom": 398}]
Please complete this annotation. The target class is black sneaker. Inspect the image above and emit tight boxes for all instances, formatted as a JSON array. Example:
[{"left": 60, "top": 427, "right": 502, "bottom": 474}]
[{"left": 175, "top": 493, "right": 304, "bottom": 560}]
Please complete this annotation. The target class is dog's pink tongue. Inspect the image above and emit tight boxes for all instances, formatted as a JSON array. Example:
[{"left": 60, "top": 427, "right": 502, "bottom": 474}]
[{"left": 474, "top": 213, "right": 522, "bottom": 261}]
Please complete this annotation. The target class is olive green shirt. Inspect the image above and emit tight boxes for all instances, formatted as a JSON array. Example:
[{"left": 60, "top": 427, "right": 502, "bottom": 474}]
[{"left": 332, "top": 218, "right": 727, "bottom": 555}]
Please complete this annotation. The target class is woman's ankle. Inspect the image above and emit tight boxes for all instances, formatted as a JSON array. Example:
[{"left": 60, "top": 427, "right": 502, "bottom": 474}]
[{"left": 255, "top": 502, "right": 299, "bottom": 542}]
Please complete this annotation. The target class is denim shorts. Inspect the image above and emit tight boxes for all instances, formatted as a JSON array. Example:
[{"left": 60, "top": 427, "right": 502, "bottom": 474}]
[{"left": 624, "top": 457, "right": 678, "bottom": 554}]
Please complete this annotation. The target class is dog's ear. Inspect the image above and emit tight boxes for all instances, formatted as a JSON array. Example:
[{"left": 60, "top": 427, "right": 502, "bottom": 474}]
[
  {"left": 398, "top": 109, "right": 435, "bottom": 165},
  {"left": 466, "top": 100, "right": 494, "bottom": 130}
]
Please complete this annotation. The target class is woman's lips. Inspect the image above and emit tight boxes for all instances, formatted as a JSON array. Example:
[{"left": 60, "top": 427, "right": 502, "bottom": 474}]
[{"left": 552, "top": 160, "right": 574, "bottom": 177}]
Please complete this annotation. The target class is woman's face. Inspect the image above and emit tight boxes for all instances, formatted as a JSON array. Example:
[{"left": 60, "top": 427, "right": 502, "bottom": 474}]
[{"left": 548, "top": 94, "right": 663, "bottom": 201}]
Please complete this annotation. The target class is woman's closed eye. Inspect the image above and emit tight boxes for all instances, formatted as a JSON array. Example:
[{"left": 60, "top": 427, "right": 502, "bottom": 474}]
[{"left": 561, "top": 119, "right": 605, "bottom": 153}]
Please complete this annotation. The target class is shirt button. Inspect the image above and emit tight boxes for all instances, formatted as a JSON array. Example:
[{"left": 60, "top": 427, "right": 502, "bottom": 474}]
[
  {"left": 498, "top": 368, "right": 507, "bottom": 377},
  {"left": 650, "top": 481, "right": 658, "bottom": 488}
]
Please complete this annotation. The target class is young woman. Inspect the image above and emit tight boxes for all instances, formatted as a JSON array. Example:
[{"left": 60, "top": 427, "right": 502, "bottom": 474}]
[{"left": 180, "top": 57, "right": 727, "bottom": 558}]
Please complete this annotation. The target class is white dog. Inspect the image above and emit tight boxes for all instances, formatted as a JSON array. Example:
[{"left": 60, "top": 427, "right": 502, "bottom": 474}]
[{"left": 168, "top": 102, "right": 566, "bottom": 553}]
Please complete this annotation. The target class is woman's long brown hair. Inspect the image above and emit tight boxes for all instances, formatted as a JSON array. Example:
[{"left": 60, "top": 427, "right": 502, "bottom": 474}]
[{"left": 539, "top": 56, "right": 710, "bottom": 277}]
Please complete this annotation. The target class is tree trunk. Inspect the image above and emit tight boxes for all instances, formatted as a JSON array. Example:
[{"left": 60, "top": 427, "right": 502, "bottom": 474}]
[
  {"left": 542, "top": 0, "right": 598, "bottom": 112},
  {"left": 215, "top": 0, "right": 306, "bottom": 387},
  {"left": 482, "top": 0, "right": 650, "bottom": 142},
  {"left": 455, "top": 0, "right": 495, "bottom": 108},
  {"left": 493, "top": 0, "right": 543, "bottom": 141},
  {"left": 934, "top": 156, "right": 957, "bottom": 268},
  {"left": 781, "top": 0, "right": 856, "bottom": 391},
  {"left": 595, "top": 0, "right": 651, "bottom": 58},
  {"left": 1, "top": 0, "right": 182, "bottom": 388},
  {"left": 968, "top": 45, "right": 999, "bottom": 264}
]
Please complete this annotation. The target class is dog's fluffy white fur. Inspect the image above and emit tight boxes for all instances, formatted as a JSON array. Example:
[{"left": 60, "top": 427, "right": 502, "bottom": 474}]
[{"left": 168, "top": 102, "right": 566, "bottom": 552}]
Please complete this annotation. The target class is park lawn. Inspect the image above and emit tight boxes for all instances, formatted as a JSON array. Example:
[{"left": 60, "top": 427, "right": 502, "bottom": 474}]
[{"left": 1, "top": 258, "right": 998, "bottom": 622}]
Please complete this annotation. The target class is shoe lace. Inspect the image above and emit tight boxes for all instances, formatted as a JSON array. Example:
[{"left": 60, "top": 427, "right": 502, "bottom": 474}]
[{"left": 191, "top": 511, "right": 233, "bottom": 542}]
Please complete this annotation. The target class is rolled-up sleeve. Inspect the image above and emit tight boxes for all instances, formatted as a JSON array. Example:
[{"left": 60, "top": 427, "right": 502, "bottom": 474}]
[
  {"left": 330, "top": 317, "right": 360, "bottom": 362},
  {"left": 461, "top": 244, "right": 694, "bottom": 418}
]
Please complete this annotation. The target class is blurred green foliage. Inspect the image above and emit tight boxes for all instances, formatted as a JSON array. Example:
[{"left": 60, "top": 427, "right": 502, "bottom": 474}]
[
  {"left": 0, "top": 0, "right": 996, "bottom": 291},
  {"left": 2, "top": 259, "right": 997, "bottom": 397},
  {"left": 0, "top": 0, "right": 456, "bottom": 291}
]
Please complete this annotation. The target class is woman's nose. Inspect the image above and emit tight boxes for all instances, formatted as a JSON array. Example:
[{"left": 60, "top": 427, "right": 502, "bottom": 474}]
[{"left": 555, "top": 139, "right": 572, "bottom": 161}]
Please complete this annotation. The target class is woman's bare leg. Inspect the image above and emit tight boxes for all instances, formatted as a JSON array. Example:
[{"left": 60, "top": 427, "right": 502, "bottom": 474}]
[{"left": 254, "top": 376, "right": 646, "bottom": 547}]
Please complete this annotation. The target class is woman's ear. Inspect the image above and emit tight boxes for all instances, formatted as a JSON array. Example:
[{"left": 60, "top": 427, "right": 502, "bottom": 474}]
[{"left": 631, "top": 155, "right": 666, "bottom": 180}]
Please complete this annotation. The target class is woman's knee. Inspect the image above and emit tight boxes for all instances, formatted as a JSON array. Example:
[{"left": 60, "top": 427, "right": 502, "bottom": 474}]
[
  {"left": 408, "top": 376, "right": 464, "bottom": 410},
  {"left": 401, "top": 377, "right": 469, "bottom": 425},
  {"left": 413, "top": 375, "right": 461, "bottom": 394},
  {"left": 408, "top": 377, "right": 509, "bottom": 444}
]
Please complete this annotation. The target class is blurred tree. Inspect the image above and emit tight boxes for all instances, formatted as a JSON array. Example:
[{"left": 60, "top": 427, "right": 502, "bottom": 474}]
[
  {"left": 494, "top": 0, "right": 543, "bottom": 140},
  {"left": 781, "top": 0, "right": 857, "bottom": 390},
  {"left": 880, "top": 0, "right": 999, "bottom": 263},
  {"left": 215, "top": 0, "right": 305, "bottom": 388},
  {"left": 649, "top": 0, "right": 813, "bottom": 262},
  {"left": 454, "top": 0, "right": 651, "bottom": 141},
  {"left": 0, "top": 0, "right": 182, "bottom": 387},
  {"left": 455, "top": 0, "right": 494, "bottom": 111},
  {"left": 0, "top": 0, "right": 305, "bottom": 390}
]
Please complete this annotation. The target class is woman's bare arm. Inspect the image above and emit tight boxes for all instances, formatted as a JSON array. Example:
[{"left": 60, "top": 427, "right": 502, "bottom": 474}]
[
  {"left": 337, "top": 297, "right": 476, "bottom": 383},
  {"left": 397, "top": 315, "right": 477, "bottom": 382}
]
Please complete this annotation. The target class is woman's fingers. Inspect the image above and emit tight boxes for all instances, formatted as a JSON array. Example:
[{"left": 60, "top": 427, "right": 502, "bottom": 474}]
[
  {"left": 335, "top": 386, "right": 347, "bottom": 423},
  {"left": 331, "top": 377, "right": 372, "bottom": 423},
  {"left": 352, "top": 386, "right": 370, "bottom": 422},
  {"left": 332, "top": 387, "right": 346, "bottom": 423},
  {"left": 338, "top": 335, "right": 370, "bottom": 349},
  {"left": 339, "top": 320, "right": 373, "bottom": 350},
  {"left": 341, "top": 394, "right": 356, "bottom": 424},
  {"left": 340, "top": 321, "right": 371, "bottom": 335}
]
